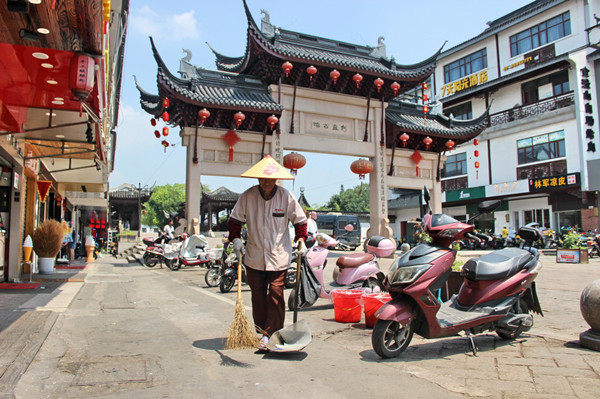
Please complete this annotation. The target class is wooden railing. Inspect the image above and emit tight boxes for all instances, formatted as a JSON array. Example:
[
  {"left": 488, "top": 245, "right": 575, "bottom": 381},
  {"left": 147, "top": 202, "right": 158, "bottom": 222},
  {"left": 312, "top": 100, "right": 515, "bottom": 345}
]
[{"left": 488, "top": 91, "right": 574, "bottom": 127}]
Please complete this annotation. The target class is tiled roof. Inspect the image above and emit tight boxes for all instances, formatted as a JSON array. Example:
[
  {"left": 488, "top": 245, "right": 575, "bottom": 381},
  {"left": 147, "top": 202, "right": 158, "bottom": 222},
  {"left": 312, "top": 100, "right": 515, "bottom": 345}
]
[
  {"left": 202, "top": 186, "right": 241, "bottom": 202},
  {"left": 386, "top": 100, "right": 488, "bottom": 138},
  {"left": 147, "top": 37, "right": 283, "bottom": 113},
  {"left": 214, "top": 0, "right": 441, "bottom": 81}
]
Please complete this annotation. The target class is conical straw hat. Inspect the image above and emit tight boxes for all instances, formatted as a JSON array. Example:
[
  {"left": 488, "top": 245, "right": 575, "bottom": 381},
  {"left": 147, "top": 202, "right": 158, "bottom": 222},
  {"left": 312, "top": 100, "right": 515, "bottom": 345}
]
[{"left": 241, "top": 155, "right": 294, "bottom": 180}]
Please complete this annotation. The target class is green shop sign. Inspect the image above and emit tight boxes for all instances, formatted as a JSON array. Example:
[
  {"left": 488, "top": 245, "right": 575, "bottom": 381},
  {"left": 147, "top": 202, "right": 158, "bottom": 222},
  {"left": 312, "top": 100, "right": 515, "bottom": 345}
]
[{"left": 445, "top": 186, "right": 486, "bottom": 202}]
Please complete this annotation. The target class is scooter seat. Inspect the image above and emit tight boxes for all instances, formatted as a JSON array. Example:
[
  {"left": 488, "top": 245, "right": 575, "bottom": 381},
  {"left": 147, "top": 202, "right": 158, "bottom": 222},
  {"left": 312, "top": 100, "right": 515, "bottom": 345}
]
[
  {"left": 336, "top": 253, "right": 374, "bottom": 269},
  {"left": 462, "top": 248, "right": 534, "bottom": 281}
]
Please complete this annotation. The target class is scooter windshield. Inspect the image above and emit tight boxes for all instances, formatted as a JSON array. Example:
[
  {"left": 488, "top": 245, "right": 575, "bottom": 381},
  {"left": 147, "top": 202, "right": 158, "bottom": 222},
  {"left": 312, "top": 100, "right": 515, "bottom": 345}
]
[{"left": 430, "top": 214, "right": 460, "bottom": 227}]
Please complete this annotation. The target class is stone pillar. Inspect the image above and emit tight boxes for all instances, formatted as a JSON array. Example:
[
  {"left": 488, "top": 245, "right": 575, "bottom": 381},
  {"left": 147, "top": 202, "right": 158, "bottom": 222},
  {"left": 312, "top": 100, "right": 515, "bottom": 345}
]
[
  {"left": 580, "top": 279, "right": 600, "bottom": 351},
  {"left": 368, "top": 102, "right": 391, "bottom": 239},
  {"left": 184, "top": 133, "right": 201, "bottom": 234}
]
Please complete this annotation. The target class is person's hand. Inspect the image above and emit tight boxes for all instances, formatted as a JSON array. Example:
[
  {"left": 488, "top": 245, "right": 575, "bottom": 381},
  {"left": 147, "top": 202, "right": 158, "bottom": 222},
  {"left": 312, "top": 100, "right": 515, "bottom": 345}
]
[
  {"left": 232, "top": 238, "right": 245, "bottom": 255},
  {"left": 295, "top": 239, "right": 307, "bottom": 257}
]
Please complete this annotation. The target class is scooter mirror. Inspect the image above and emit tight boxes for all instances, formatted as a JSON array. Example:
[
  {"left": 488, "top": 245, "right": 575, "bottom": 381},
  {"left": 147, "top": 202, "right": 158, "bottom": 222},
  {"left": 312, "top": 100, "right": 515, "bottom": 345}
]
[
  {"left": 423, "top": 186, "right": 431, "bottom": 204},
  {"left": 477, "top": 199, "right": 502, "bottom": 214},
  {"left": 345, "top": 224, "right": 354, "bottom": 232}
]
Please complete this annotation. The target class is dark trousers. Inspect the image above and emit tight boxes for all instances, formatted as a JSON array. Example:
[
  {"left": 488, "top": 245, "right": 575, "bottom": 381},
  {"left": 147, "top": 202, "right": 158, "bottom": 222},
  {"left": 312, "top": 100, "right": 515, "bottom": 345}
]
[{"left": 245, "top": 267, "right": 286, "bottom": 337}]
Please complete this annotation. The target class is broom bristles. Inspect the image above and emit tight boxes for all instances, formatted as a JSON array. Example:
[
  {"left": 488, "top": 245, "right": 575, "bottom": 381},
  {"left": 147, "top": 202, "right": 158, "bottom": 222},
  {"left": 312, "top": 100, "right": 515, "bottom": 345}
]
[{"left": 225, "top": 299, "right": 259, "bottom": 349}]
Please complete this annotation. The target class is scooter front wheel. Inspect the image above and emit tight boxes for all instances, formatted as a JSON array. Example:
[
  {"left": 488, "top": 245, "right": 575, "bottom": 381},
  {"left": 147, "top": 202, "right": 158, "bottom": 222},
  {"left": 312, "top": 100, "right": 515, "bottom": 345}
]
[
  {"left": 372, "top": 319, "right": 413, "bottom": 358},
  {"left": 204, "top": 267, "right": 221, "bottom": 287},
  {"left": 220, "top": 275, "right": 236, "bottom": 293}
]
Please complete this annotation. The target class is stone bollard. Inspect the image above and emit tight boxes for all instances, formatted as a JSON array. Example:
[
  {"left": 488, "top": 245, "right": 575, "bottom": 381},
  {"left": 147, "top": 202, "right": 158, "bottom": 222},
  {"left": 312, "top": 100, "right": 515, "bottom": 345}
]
[{"left": 580, "top": 279, "right": 600, "bottom": 351}]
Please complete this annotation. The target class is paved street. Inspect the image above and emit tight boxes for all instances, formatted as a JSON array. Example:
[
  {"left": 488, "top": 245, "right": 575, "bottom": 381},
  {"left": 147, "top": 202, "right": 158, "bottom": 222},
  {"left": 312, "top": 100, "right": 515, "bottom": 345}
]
[{"left": 1, "top": 242, "right": 599, "bottom": 398}]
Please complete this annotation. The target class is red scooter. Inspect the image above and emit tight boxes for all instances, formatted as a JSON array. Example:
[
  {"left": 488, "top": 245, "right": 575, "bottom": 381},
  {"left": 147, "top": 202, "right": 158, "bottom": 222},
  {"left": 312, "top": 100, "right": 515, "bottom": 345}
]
[{"left": 371, "top": 187, "right": 543, "bottom": 358}]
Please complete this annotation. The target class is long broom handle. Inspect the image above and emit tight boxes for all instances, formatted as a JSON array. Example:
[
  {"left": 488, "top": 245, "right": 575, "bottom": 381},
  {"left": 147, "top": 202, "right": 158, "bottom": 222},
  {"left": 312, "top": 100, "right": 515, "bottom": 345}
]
[
  {"left": 293, "top": 249, "right": 302, "bottom": 323},
  {"left": 235, "top": 250, "right": 243, "bottom": 301}
]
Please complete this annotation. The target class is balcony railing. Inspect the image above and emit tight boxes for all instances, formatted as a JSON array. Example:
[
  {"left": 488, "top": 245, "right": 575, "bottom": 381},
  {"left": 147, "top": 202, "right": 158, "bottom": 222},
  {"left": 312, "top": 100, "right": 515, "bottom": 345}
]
[{"left": 488, "top": 91, "right": 574, "bottom": 127}]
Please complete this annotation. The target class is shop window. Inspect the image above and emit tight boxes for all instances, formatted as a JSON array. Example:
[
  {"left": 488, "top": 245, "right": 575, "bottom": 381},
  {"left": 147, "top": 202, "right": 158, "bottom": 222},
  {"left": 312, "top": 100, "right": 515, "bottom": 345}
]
[
  {"left": 523, "top": 208, "right": 550, "bottom": 228},
  {"left": 444, "top": 102, "right": 473, "bottom": 120},
  {"left": 510, "top": 11, "right": 571, "bottom": 57},
  {"left": 441, "top": 152, "right": 467, "bottom": 178},
  {"left": 521, "top": 70, "right": 570, "bottom": 105},
  {"left": 517, "top": 131, "right": 565, "bottom": 165},
  {"left": 517, "top": 159, "right": 566, "bottom": 180},
  {"left": 443, "top": 49, "right": 487, "bottom": 83}
]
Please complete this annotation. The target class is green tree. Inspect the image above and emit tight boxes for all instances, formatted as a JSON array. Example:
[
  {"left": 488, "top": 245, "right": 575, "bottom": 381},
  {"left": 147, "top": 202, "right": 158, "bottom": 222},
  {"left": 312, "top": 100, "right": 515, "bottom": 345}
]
[
  {"left": 325, "top": 184, "right": 370, "bottom": 213},
  {"left": 142, "top": 184, "right": 186, "bottom": 228}
]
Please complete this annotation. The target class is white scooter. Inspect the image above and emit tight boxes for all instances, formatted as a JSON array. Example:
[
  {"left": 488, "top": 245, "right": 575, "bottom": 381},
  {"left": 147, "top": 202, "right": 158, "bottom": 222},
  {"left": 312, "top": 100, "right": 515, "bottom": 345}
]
[{"left": 287, "top": 233, "right": 395, "bottom": 310}]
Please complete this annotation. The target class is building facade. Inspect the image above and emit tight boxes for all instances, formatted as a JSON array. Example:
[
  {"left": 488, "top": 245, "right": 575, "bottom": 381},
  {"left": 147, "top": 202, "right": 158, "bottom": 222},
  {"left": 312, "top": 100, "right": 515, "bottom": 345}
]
[{"left": 435, "top": 0, "right": 600, "bottom": 235}]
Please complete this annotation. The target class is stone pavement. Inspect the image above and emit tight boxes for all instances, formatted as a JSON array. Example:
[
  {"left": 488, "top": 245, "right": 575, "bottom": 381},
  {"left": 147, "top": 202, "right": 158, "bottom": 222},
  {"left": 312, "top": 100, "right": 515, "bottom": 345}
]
[{"left": 0, "top": 245, "right": 599, "bottom": 398}]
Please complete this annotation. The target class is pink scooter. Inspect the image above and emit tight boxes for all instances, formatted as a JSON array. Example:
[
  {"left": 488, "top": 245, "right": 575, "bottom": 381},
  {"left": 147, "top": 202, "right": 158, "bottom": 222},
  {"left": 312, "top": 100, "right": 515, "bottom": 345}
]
[{"left": 288, "top": 233, "right": 395, "bottom": 310}]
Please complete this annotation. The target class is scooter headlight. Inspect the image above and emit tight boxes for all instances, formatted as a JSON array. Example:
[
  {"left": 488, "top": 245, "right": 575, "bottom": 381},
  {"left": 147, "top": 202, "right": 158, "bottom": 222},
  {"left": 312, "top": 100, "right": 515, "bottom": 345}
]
[{"left": 387, "top": 259, "right": 430, "bottom": 285}]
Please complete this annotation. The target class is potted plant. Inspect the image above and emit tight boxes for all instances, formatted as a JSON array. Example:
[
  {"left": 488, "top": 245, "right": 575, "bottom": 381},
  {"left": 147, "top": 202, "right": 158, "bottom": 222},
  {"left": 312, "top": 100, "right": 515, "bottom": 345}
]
[
  {"left": 556, "top": 231, "right": 589, "bottom": 264},
  {"left": 32, "top": 219, "right": 64, "bottom": 274}
]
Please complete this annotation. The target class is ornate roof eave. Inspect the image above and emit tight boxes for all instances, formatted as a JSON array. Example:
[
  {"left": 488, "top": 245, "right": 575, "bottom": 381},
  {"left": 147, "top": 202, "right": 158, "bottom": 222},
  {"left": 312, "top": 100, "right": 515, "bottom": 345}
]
[
  {"left": 201, "top": 186, "right": 241, "bottom": 202},
  {"left": 145, "top": 37, "right": 283, "bottom": 131},
  {"left": 385, "top": 100, "right": 489, "bottom": 152},
  {"left": 134, "top": 75, "right": 162, "bottom": 117},
  {"left": 213, "top": 0, "right": 440, "bottom": 96}
]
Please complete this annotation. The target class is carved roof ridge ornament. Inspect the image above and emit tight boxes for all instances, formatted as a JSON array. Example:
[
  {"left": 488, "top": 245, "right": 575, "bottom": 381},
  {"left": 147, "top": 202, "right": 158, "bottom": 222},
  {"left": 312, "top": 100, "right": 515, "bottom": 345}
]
[{"left": 213, "top": 0, "right": 443, "bottom": 86}]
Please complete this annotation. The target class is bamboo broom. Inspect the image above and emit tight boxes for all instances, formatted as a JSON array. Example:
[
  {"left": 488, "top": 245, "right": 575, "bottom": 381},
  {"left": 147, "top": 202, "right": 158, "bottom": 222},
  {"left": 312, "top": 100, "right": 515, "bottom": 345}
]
[{"left": 225, "top": 251, "right": 259, "bottom": 349}]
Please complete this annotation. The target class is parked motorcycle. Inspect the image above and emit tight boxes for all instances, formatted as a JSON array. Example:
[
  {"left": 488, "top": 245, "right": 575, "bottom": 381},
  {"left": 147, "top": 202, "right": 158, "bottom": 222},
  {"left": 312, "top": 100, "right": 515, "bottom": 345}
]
[
  {"left": 586, "top": 234, "right": 600, "bottom": 258},
  {"left": 164, "top": 234, "right": 222, "bottom": 272},
  {"left": 288, "top": 233, "right": 395, "bottom": 310},
  {"left": 371, "top": 186, "right": 543, "bottom": 358}
]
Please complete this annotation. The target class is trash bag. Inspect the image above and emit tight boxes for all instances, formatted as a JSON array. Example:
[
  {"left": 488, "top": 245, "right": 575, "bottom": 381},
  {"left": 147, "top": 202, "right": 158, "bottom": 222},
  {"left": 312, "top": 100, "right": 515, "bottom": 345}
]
[{"left": 296, "top": 256, "right": 321, "bottom": 309}]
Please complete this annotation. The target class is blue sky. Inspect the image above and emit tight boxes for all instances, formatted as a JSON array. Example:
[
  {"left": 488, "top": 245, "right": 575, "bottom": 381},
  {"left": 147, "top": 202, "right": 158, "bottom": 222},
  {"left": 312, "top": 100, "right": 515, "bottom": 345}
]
[{"left": 110, "top": 0, "right": 533, "bottom": 206}]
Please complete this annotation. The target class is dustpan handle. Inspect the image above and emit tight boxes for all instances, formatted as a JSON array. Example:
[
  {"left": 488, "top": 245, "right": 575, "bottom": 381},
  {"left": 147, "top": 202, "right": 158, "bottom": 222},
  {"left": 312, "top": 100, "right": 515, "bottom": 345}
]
[{"left": 293, "top": 251, "right": 302, "bottom": 323}]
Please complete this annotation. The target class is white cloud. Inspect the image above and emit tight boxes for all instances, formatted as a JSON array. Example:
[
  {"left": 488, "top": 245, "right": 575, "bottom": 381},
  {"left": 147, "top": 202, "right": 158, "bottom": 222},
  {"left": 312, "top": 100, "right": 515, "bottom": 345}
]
[{"left": 130, "top": 6, "right": 200, "bottom": 42}]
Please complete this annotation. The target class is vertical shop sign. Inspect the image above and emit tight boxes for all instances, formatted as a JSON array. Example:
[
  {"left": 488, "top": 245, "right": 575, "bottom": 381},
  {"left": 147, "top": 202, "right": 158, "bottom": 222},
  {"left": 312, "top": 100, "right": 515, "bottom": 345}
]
[{"left": 580, "top": 67, "right": 596, "bottom": 152}]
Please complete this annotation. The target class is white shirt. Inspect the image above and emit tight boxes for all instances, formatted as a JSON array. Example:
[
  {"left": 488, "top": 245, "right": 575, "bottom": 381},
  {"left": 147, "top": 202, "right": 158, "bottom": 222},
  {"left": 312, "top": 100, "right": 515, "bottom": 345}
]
[
  {"left": 307, "top": 218, "right": 318, "bottom": 236},
  {"left": 230, "top": 185, "right": 306, "bottom": 271},
  {"left": 163, "top": 224, "right": 175, "bottom": 239}
]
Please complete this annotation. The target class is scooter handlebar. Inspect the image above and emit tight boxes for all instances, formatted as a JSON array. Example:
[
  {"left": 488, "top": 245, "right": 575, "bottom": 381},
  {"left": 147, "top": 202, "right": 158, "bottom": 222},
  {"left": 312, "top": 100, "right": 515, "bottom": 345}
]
[{"left": 465, "top": 232, "right": 482, "bottom": 242}]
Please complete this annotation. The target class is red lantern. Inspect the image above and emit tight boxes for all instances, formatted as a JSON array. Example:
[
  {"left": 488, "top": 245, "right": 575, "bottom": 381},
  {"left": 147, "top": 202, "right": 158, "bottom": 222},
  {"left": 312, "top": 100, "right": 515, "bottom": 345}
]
[
  {"left": 350, "top": 158, "right": 373, "bottom": 180},
  {"left": 391, "top": 81, "right": 400, "bottom": 96},
  {"left": 474, "top": 150, "right": 480, "bottom": 157},
  {"left": 282, "top": 61, "right": 293, "bottom": 77},
  {"left": 330, "top": 69, "right": 340, "bottom": 84},
  {"left": 374, "top": 78, "right": 384, "bottom": 93},
  {"left": 475, "top": 161, "right": 480, "bottom": 168},
  {"left": 162, "top": 98, "right": 170, "bottom": 108},
  {"left": 198, "top": 108, "right": 210, "bottom": 126},
  {"left": 233, "top": 112, "right": 245, "bottom": 129},
  {"left": 400, "top": 133, "right": 409, "bottom": 148},
  {"left": 162, "top": 127, "right": 169, "bottom": 136},
  {"left": 423, "top": 94, "right": 428, "bottom": 101},
  {"left": 267, "top": 115, "right": 278, "bottom": 130},
  {"left": 150, "top": 118, "right": 157, "bottom": 126},
  {"left": 161, "top": 140, "right": 169, "bottom": 152},
  {"left": 353, "top": 73, "right": 363, "bottom": 88},
  {"left": 306, "top": 65, "right": 317, "bottom": 81},
  {"left": 411, "top": 150, "right": 423, "bottom": 177},
  {"left": 423, "top": 105, "right": 429, "bottom": 114},
  {"left": 422, "top": 82, "right": 428, "bottom": 90},
  {"left": 223, "top": 129, "right": 240, "bottom": 162},
  {"left": 69, "top": 53, "right": 94, "bottom": 100},
  {"left": 162, "top": 111, "right": 170, "bottom": 122},
  {"left": 445, "top": 139, "right": 455, "bottom": 151},
  {"left": 154, "top": 130, "right": 160, "bottom": 138},
  {"left": 423, "top": 136, "right": 432, "bottom": 150},
  {"left": 283, "top": 152, "right": 306, "bottom": 176},
  {"left": 474, "top": 139, "right": 479, "bottom": 146}
]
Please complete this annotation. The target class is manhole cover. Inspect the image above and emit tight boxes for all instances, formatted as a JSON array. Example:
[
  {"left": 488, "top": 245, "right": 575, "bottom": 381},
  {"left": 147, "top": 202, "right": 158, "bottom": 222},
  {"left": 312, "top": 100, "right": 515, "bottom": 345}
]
[{"left": 73, "top": 356, "right": 151, "bottom": 386}]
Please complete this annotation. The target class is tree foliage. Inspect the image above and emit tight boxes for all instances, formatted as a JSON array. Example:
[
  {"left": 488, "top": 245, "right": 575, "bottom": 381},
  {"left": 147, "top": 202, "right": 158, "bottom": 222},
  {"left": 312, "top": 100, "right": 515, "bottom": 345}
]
[
  {"left": 142, "top": 184, "right": 186, "bottom": 228},
  {"left": 325, "top": 184, "right": 370, "bottom": 213}
]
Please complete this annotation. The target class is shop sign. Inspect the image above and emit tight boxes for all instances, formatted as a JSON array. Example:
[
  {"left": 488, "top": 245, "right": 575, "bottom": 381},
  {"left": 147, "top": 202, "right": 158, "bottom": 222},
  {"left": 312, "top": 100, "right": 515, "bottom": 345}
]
[
  {"left": 445, "top": 186, "right": 486, "bottom": 202},
  {"left": 440, "top": 71, "right": 488, "bottom": 97},
  {"left": 556, "top": 249, "right": 580, "bottom": 263},
  {"left": 529, "top": 172, "right": 579, "bottom": 192}
]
